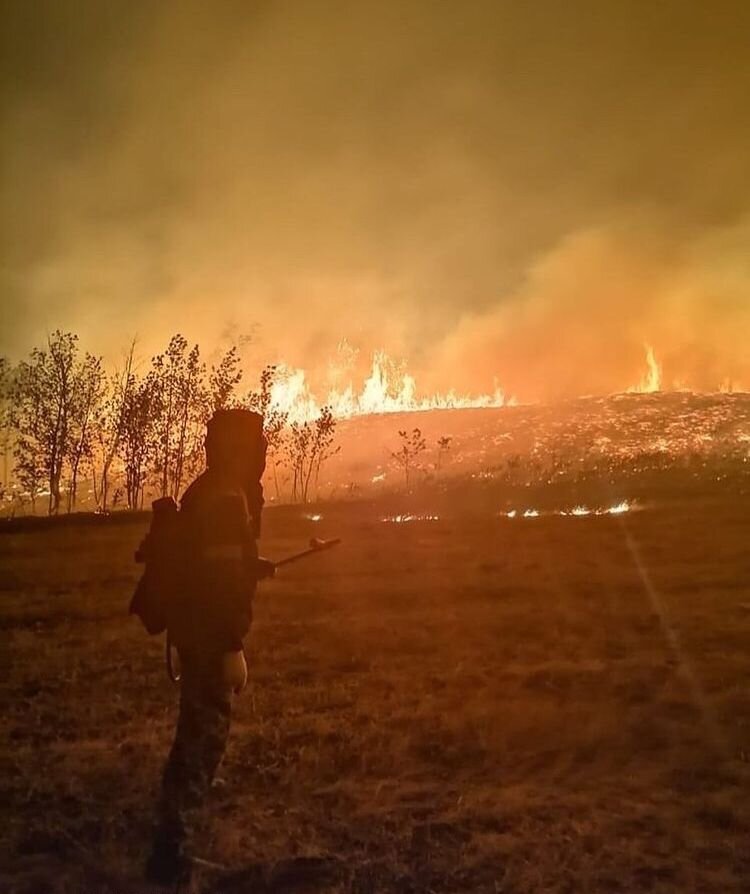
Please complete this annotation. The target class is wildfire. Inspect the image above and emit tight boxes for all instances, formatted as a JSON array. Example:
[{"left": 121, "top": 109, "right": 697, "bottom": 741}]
[
  {"left": 386, "top": 502, "right": 634, "bottom": 524},
  {"left": 262, "top": 351, "right": 510, "bottom": 424},
  {"left": 627, "top": 345, "right": 662, "bottom": 394},
  {"left": 559, "top": 501, "right": 632, "bottom": 516},
  {"left": 255, "top": 340, "right": 747, "bottom": 434},
  {"left": 504, "top": 501, "right": 633, "bottom": 519},
  {"left": 603, "top": 500, "right": 631, "bottom": 515},
  {"left": 260, "top": 342, "right": 745, "bottom": 427}
]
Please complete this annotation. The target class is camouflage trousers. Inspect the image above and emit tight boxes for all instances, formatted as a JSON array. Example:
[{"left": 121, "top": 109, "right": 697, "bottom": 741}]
[{"left": 155, "top": 648, "right": 233, "bottom": 853}]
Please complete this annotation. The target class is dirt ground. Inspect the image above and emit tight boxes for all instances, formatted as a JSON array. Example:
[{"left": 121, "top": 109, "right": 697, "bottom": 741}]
[{"left": 2, "top": 495, "right": 749, "bottom": 893}]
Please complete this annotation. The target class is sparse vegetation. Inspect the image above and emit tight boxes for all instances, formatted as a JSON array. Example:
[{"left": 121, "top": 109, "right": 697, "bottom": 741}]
[
  {"left": 246, "top": 365, "right": 290, "bottom": 501},
  {"left": 436, "top": 435, "right": 452, "bottom": 471},
  {"left": 285, "top": 407, "right": 339, "bottom": 503},
  {"left": 391, "top": 427, "right": 427, "bottom": 489}
]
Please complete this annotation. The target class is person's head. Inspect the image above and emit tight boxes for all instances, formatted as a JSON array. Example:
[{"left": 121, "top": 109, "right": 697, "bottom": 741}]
[{"left": 205, "top": 408, "right": 266, "bottom": 491}]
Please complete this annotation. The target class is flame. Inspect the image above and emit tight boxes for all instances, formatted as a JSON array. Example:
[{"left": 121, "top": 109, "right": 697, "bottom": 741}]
[
  {"left": 260, "top": 342, "right": 745, "bottom": 426},
  {"left": 504, "top": 501, "right": 633, "bottom": 519},
  {"left": 719, "top": 377, "right": 747, "bottom": 394},
  {"left": 604, "top": 500, "right": 631, "bottom": 515},
  {"left": 628, "top": 344, "right": 662, "bottom": 394},
  {"left": 262, "top": 351, "right": 510, "bottom": 423},
  {"left": 253, "top": 335, "right": 750, "bottom": 434}
]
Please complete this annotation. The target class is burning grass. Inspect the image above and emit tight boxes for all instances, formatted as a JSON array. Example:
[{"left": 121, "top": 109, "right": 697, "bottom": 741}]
[{"left": 504, "top": 500, "right": 635, "bottom": 520}]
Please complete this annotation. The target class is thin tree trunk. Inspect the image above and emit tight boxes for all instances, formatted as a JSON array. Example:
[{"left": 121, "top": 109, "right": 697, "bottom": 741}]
[
  {"left": 69, "top": 456, "right": 81, "bottom": 511},
  {"left": 273, "top": 459, "right": 280, "bottom": 500},
  {"left": 303, "top": 453, "right": 315, "bottom": 503},
  {"left": 173, "top": 398, "right": 189, "bottom": 500}
]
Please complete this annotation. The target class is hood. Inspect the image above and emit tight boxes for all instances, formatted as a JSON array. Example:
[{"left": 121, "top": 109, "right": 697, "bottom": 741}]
[{"left": 205, "top": 408, "right": 267, "bottom": 490}]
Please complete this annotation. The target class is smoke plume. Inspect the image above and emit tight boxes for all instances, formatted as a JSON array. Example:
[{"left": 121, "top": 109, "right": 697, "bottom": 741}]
[{"left": 2, "top": 1, "right": 749, "bottom": 399}]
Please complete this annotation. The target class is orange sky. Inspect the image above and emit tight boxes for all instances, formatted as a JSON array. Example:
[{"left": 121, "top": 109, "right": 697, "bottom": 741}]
[{"left": 2, "top": 1, "right": 750, "bottom": 399}]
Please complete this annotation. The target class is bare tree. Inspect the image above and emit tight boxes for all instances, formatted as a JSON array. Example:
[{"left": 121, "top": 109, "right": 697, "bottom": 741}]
[
  {"left": 66, "top": 353, "right": 105, "bottom": 511},
  {"left": 0, "top": 358, "right": 12, "bottom": 504},
  {"left": 286, "top": 420, "right": 310, "bottom": 503},
  {"left": 120, "top": 376, "right": 158, "bottom": 509},
  {"left": 8, "top": 350, "right": 44, "bottom": 511},
  {"left": 246, "top": 365, "right": 290, "bottom": 500},
  {"left": 208, "top": 346, "right": 242, "bottom": 414},
  {"left": 390, "top": 427, "right": 427, "bottom": 490},
  {"left": 94, "top": 341, "right": 137, "bottom": 512},
  {"left": 285, "top": 407, "right": 338, "bottom": 503},
  {"left": 11, "top": 331, "right": 81, "bottom": 514},
  {"left": 150, "top": 337, "right": 180, "bottom": 499},
  {"left": 150, "top": 335, "right": 207, "bottom": 500},
  {"left": 172, "top": 342, "right": 204, "bottom": 499},
  {"left": 436, "top": 435, "right": 452, "bottom": 471},
  {"left": 311, "top": 407, "right": 340, "bottom": 497}
]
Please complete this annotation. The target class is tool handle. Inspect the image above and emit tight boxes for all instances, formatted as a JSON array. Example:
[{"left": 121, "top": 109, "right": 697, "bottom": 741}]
[{"left": 274, "top": 537, "right": 341, "bottom": 568}]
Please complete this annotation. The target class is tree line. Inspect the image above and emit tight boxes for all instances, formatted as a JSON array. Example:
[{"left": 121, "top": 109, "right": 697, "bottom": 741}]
[{"left": 0, "top": 332, "right": 337, "bottom": 516}]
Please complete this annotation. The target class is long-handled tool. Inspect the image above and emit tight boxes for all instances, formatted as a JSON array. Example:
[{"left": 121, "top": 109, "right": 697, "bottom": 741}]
[{"left": 272, "top": 536, "right": 341, "bottom": 569}]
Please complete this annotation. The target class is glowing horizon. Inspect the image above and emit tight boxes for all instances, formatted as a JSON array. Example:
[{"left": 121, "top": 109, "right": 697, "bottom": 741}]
[{"left": 252, "top": 344, "right": 746, "bottom": 424}]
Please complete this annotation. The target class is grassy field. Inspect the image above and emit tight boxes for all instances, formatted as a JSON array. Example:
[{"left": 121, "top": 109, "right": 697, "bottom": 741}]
[{"left": 2, "top": 495, "right": 750, "bottom": 892}]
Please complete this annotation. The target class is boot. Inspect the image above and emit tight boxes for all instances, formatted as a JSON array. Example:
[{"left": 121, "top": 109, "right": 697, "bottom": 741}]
[{"left": 145, "top": 829, "right": 193, "bottom": 889}]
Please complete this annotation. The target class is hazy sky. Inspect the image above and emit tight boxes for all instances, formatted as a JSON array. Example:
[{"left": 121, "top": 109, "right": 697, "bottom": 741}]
[{"left": 2, "top": 1, "right": 749, "bottom": 399}]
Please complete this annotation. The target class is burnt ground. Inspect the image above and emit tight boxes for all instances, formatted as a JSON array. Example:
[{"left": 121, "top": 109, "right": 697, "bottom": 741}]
[{"left": 2, "top": 495, "right": 750, "bottom": 892}]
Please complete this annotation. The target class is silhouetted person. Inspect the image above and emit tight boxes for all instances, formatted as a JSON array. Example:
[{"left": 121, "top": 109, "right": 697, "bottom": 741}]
[{"left": 140, "top": 409, "right": 271, "bottom": 886}]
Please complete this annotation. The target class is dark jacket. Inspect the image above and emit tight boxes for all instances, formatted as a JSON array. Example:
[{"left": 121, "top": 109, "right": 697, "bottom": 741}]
[
  {"left": 169, "top": 409, "right": 267, "bottom": 653},
  {"left": 167, "top": 469, "right": 262, "bottom": 653}
]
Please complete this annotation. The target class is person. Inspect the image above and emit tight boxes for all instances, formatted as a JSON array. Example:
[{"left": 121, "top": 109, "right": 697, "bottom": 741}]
[{"left": 144, "top": 408, "right": 272, "bottom": 887}]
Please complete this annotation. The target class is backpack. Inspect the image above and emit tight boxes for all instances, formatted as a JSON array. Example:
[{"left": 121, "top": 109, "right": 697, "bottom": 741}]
[
  {"left": 129, "top": 497, "right": 185, "bottom": 635},
  {"left": 130, "top": 485, "right": 260, "bottom": 643}
]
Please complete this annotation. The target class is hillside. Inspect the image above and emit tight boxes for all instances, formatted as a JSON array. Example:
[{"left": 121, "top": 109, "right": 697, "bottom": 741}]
[{"left": 302, "top": 392, "right": 750, "bottom": 502}]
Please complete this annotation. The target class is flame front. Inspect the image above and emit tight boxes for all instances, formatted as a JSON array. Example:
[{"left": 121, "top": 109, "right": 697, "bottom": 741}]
[
  {"left": 260, "top": 342, "right": 738, "bottom": 425},
  {"left": 264, "top": 351, "right": 510, "bottom": 424}
]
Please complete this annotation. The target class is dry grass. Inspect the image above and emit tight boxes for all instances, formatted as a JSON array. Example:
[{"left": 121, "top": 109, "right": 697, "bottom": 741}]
[{"left": 2, "top": 495, "right": 750, "bottom": 892}]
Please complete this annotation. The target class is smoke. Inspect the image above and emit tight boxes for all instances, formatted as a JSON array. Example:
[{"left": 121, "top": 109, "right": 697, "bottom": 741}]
[
  {"left": 432, "top": 218, "right": 750, "bottom": 400},
  {"left": 2, "top": 1, "right": 750, "bottom": 399}
]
